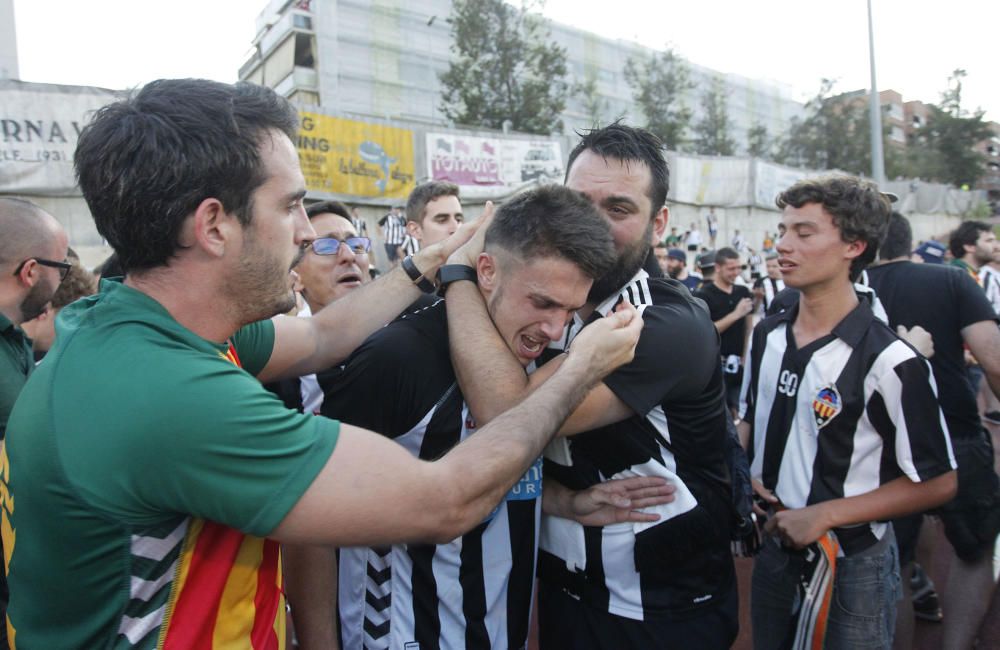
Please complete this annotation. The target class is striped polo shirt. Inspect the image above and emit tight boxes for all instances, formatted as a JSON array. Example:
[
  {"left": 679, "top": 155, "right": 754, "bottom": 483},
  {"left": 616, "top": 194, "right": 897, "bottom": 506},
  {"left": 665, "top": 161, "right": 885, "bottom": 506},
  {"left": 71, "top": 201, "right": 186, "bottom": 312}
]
[
  {"left": 322, "top": 300, "right": 539, "bottom": 650},
  {"left": 739, "top": 299, "right": 956, "bottom": 551}
]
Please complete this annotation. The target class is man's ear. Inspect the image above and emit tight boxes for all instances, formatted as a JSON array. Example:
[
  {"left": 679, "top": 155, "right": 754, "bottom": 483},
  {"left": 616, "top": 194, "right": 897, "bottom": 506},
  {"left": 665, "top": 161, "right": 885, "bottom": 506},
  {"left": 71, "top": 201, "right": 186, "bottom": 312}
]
[
  {"left": 13, "top": 258, "right": 40, "bottom": 288},
  {"left": 652, "top": 205, "right": 668, "bottom": 243},
  {"left": 181, "top": 197, "right": 239, "bottom": 258},
  {"left": 406, "top": 220, "right": 422, "bottom": 239},
  {"left": 845, "top": 238, "right": 867, "bottom": 263},
  {"left": 476, "top": 252, "right": 498, "bottom": 292}
]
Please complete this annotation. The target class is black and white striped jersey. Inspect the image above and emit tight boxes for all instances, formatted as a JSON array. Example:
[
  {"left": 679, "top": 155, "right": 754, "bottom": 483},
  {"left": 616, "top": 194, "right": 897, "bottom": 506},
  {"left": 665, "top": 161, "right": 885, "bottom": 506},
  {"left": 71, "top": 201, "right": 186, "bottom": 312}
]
[
  {"left": 537, "top": 269, "right": 735, "bottom": 621},
  {"left": 321, "top": 300, "right": 539, "bottom": 650},
  {"left": 382, "top": 213, "right": 407, "bottom": 245},
  {"left": 401, "top": 234, "right": 420, "bottom": 257},
  {"left": 766, "top": 280, "right": 888, "bottom": 323},
  {"left": 980, "top": 265, "right": 1000, "bottom": 315},
  {"left": 754, "top": 276, "right": 785, "bottom": 314},
  {"left": 351, "top": 215, "right": 369, "bottom": 238},
  {"left": 739, "top": 300, "right": 956, "bottom": 549}
]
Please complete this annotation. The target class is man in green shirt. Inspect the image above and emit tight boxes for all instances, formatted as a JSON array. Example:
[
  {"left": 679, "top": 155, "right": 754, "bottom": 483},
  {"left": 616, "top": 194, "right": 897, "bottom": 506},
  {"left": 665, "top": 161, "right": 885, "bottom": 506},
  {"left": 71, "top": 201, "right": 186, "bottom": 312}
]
[
  {"left": 0, "top": 198, "right": 69, "bottom": 435},
  {"left": 0, "top": 197, "right": 69, "bottom": 650},
  {"left": 2, "top": 79, "right": 643, "bottom": 649}
]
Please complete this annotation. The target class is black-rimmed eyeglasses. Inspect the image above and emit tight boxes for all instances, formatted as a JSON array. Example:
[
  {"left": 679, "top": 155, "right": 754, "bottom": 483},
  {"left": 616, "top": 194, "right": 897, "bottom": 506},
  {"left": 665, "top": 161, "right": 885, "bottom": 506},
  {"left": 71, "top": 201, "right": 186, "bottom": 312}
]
[
  {"left": 12, "top": 258, "right": 72, "bottom": 281},
  {"left": 309, "top": 237, "right": 371, "bottom": 256}
]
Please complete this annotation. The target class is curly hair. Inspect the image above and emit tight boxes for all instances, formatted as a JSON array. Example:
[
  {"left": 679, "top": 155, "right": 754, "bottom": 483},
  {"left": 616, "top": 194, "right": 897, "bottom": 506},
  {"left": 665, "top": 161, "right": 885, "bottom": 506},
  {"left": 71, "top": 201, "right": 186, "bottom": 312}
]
[
  {"left": 776, "top": 175, "right": 892, "bottom": 280},
  {"left": 948, "top": 221, "right": 992, "bottom": 260},
  {"left": 52, "top": 263, "right": 98, "bottom": 310}
]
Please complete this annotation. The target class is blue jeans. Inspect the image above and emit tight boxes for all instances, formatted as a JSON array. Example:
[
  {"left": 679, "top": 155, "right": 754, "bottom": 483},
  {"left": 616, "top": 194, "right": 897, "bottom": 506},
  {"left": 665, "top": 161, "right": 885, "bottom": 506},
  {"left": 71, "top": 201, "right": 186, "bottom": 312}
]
[{"left": 751, "top": 526, "right": 901, "bottom": 650}]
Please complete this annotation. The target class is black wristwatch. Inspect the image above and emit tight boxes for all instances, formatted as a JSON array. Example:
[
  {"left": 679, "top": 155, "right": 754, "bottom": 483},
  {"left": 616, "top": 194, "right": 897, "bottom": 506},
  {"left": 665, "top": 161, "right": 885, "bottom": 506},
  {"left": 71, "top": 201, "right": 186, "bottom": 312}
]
[
  {"left": 401, "top": 255, "right": 436, "bottom": 293},
  {"left": 437, "top": 264, "right": 477, "bottom": 292}
]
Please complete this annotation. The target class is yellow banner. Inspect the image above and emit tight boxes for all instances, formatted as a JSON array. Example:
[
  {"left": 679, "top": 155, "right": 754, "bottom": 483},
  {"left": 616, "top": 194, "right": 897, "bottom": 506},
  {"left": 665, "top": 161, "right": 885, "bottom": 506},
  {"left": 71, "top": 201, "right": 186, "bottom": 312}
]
[{"left": 297, "top": 112, "right": 415, "bottom": 199}]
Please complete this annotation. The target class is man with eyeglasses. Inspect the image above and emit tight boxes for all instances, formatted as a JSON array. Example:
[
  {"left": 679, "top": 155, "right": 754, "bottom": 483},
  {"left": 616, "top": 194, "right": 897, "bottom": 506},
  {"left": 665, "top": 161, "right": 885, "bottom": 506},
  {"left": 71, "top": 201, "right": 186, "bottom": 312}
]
[
  {"left": 0, "top": 198, "right": 69, "bottom": 435},
  {"left": 0, "top": 196, "right": 68, "bottom": 649},
  {"left": 264, "top": 199, "right": 372, "bottom": 415},
  {"left": 298, "top": 200, "right": 372, "bottom": 313}
]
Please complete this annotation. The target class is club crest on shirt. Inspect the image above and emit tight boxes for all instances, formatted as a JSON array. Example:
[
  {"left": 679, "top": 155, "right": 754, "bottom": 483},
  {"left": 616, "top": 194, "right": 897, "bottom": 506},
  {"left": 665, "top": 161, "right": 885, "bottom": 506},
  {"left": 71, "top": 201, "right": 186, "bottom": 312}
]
[{"left": 812, "top": 384, "right": 842, "bottom": 429}]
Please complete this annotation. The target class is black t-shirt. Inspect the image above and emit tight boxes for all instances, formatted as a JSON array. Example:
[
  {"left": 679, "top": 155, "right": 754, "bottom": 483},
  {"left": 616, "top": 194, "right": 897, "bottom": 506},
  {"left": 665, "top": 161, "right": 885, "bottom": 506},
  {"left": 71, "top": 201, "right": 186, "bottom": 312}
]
[
  {"left": 696, "top": 283, "right": 752, "bottom": 357},
  {"left": 538, "top": 272, "right": 734, "bottom": 618},
  {"left": 866, "top": 261, "right": 998, "bottom": 440}
]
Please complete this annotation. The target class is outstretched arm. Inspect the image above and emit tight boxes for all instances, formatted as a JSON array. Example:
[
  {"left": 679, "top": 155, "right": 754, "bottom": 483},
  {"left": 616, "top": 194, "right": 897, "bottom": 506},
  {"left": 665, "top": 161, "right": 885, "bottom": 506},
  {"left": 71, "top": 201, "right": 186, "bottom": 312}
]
[
  {"left": 445, "top": 279, "right": 634, "bottom": 435},
  {"left": 269, "top": 306, "right": 644, "bottom": 546},
  {"left": 258, "top": 218, "right": 484, "bottom": 383}
]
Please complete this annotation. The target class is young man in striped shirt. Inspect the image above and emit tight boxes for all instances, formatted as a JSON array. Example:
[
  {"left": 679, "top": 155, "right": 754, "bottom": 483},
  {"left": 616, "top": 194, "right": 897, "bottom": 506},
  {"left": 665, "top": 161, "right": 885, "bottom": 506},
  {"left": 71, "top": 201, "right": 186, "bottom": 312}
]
[
  {"left": 445, "top": 124, "right": 740, "bottom": 648},
  {"left": 379, "top": 206, "right": 407, "bottom": 268},
  {"left": 737, "top": 175, "right": 958, "bottom": 649},
  {"left": 295, "top": 186, "right": 672, "bottom": 650}
]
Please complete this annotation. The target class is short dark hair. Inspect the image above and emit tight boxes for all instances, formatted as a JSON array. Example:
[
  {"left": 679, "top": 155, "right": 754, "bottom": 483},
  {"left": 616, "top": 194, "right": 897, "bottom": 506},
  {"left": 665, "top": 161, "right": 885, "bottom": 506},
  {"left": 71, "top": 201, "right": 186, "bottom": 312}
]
[
  {"left": 949, "top": 220, "right": 992, "bottom": 260},
  {"left": 880, "top": 212, "right": 913, "bottom": 261},
  {"left": 485, "top": 185, "right": 615, "bottom": 280},
  {"left": 94, "top": 252, "right": 123, "bottom": 279},
  {"left": 405, "top": 181, "right": 460, "bottom": 224},
  {"left": 566, "top": 122, "right": 669, "bottom": 219},
  {"left": 654, "top": 241, "right": 667, "bottom": 250},
  {"left": 776, "top": 175, "right": 891, "bottom": 280},
  {"left": 306, "top": 200, "right": 351, "bottom": 221},
  {"left": 0, "top": 197, "right": 56, "bottom": 264},
  {"left": 75, "top": 79, "right": 300, "bottom": 274},
  {"left": 715, "top": 247, "right": 740, "bottom": 265}
]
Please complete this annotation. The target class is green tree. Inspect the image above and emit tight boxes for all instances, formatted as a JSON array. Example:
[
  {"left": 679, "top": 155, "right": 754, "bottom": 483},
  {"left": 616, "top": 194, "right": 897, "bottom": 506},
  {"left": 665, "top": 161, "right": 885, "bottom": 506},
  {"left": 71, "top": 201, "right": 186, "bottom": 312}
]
[
  {"left": 775, "top": 79, "right": 873, "bottom": 175},
  {"left": 692, "top": 77, "right": 736, "bottom": 155},
  {"left": 574, "top": 73, "right": 609, "bottom": 128},
  {"left": 623, "top": 47, "right": 694, "bottom": 151},
  {"left": 899, "top": 70, "right": 992, "bottom": 187},
  {"left": 439, "top": 0, "right": 568, "bottom": 135},
  {"left": 747, "top": 123, "right": 771, "bottom": 159}
]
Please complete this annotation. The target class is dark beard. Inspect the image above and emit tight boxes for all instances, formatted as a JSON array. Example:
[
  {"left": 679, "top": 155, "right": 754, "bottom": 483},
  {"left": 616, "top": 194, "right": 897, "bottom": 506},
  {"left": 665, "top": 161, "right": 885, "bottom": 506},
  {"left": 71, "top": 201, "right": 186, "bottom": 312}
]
[
  {"left": 20, "top": 277, "right": 54, "bottom": 322},
  {"left": 588, "top": 239, "right": 650, "bottom": 304}
]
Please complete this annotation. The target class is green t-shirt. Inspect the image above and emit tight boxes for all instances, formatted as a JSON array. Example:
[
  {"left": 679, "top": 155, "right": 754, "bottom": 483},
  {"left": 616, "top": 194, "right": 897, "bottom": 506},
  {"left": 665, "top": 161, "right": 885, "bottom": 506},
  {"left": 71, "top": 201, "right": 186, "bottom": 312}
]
[
  {"left": 0, "top": 313, "right": 32, "bottom": 438},
  {"left": 2, "top": 280, "right": 339, "bottom": 648}
]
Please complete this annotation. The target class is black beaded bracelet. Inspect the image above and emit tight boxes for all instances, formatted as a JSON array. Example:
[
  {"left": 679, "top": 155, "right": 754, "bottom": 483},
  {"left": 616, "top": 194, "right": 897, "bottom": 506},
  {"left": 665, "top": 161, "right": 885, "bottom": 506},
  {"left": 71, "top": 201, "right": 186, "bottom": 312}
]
[
  {"left": 437, "top": 264, "right": 478, "bottom": 292},
  {"left": 401, "top": 255, "right": 436, "bottom": 293}
]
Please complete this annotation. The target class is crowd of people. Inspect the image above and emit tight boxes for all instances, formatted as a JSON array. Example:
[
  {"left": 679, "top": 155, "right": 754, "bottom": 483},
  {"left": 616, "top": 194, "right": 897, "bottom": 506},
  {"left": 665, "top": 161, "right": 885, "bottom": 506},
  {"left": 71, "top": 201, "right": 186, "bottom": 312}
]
[{"left": 0, "top": 78, "right": 998, "bottom": 650}]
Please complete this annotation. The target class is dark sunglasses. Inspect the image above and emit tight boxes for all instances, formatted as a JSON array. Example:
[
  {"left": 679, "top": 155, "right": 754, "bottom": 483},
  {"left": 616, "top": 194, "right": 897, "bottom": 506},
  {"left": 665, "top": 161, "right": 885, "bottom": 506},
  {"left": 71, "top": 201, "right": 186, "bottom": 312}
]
[
  {"left": 13, "top": 257, "right": 72, "bottom": 281},
  {"left": 310, "top": 236, "right": 371, "bottom": 256}
]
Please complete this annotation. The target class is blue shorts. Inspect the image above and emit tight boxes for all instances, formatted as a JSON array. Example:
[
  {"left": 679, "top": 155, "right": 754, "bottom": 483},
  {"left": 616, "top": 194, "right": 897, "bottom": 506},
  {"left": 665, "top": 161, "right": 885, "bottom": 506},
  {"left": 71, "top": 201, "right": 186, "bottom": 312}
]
[{"left": 751, "top": 526, "right": 901, "bottom": 650}]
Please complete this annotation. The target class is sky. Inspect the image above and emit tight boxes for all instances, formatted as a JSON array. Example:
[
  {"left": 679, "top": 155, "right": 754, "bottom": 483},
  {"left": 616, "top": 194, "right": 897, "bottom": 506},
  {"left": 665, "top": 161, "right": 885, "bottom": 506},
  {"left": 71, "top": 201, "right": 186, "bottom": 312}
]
[{"left": 12, "top": 0, "right": 999, "bottom": 122}]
